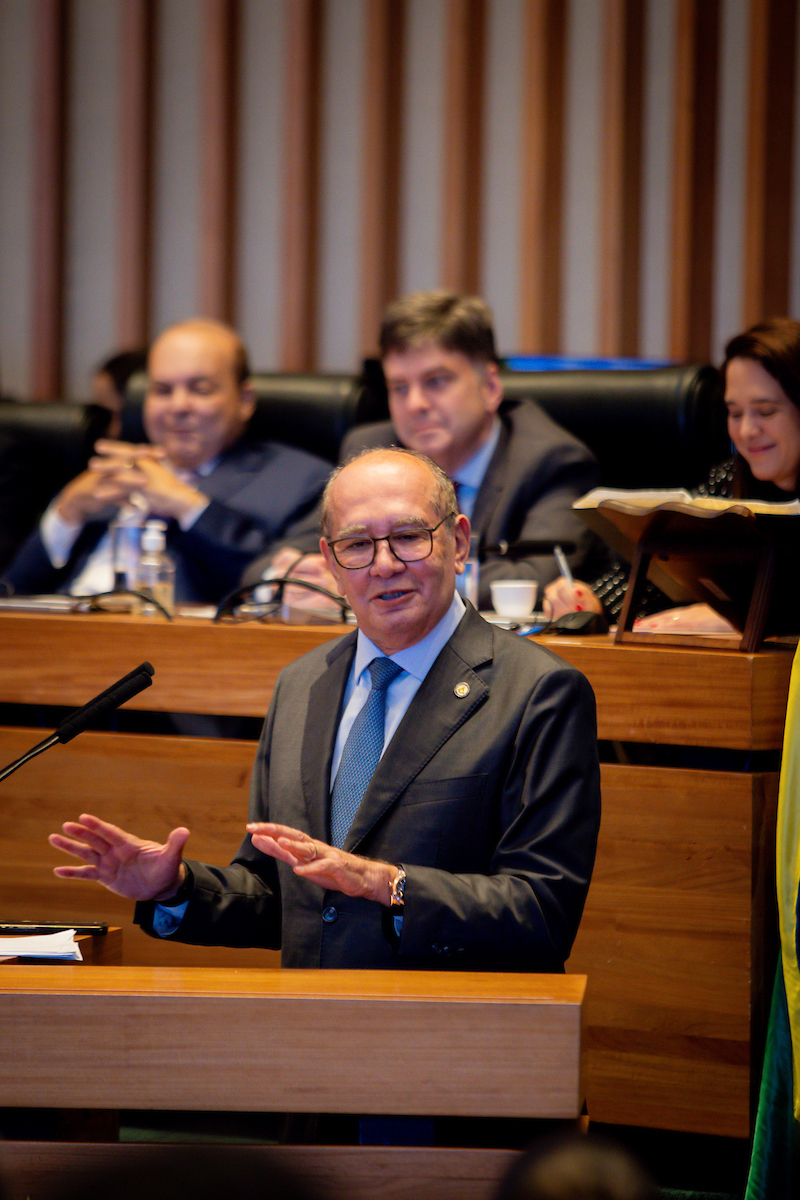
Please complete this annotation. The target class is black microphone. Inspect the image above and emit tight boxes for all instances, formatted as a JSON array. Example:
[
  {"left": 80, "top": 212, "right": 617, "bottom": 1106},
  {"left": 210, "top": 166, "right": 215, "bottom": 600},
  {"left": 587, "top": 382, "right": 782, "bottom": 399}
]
[
  {"left": 0, "top": 662, "right": 155, "bottom": 783},
  {"left": 56, "top": 661, "right": 154, "bottom": 744}
]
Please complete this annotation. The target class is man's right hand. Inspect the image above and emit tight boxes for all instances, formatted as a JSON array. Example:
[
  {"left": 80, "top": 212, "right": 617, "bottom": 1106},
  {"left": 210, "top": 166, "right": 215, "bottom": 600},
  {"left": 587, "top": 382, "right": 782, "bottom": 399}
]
[
  {"left": 53, "top": 440, "right": 166, "bottom": 525},
  {"left": 49, "top": 813, "right": 190, "bottom": 901}
]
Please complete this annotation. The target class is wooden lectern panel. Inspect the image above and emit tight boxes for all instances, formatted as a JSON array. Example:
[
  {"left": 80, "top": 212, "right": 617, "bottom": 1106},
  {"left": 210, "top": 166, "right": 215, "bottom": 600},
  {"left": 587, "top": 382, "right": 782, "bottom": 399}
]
[{"left": 0, "top": 967, "right": 586, "bottom": 1119}]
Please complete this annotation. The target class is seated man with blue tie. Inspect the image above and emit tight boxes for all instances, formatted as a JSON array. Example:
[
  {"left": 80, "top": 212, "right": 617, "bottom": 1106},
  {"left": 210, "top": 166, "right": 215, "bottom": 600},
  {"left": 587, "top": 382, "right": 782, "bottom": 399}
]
[
  {"left": 49, "top": 448, "right": 600, "bottom": 973},
  {"left": 247, "top": 290, "right": 599, "bottom": 611},
  {"left": 3, "top": 318, "right": 330, "bottom": 606}
]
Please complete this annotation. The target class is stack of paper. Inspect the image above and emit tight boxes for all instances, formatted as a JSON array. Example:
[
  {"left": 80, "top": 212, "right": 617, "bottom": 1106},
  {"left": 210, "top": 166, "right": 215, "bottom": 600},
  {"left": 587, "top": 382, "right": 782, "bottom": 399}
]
[{"left": 0, "top": 928, "right": 83, "bottom": 960}]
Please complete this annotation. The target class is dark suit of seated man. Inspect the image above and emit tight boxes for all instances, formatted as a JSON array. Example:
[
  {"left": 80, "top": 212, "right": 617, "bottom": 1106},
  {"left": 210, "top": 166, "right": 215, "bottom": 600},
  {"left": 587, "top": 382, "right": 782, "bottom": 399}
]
[
  {"left": 3, "top": 318, "right": 330, "bottom": 606},
  {"left": 50, "top": 448, "right": 601, "bottom": 973},
  {"left": 243, "top": 290, "right": 600, "bottom": 613}
]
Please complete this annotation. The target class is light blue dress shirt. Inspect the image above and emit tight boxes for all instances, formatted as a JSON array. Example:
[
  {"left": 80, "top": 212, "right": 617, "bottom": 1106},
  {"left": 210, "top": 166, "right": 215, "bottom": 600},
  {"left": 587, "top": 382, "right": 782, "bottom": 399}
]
[{"left": 452, "top": 419, "right": 500, "bottom": 597}]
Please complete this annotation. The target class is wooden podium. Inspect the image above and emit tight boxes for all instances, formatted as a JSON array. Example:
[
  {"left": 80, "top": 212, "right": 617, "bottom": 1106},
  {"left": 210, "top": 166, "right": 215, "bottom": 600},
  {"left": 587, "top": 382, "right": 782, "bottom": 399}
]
[{"left": 0, "top": 967, "right": 585, "bottom": 1200}]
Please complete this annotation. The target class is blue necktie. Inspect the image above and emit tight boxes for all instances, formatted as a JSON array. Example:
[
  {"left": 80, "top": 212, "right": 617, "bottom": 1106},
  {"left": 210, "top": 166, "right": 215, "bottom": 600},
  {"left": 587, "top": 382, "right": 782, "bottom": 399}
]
[{"left": 330, "top": 657, "right": 403, "bottom": 848}]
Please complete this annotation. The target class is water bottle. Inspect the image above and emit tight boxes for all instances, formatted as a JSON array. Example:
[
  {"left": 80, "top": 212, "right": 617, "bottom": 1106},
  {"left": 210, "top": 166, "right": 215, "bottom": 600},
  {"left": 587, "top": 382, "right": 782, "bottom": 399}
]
[
  {"left": 134, "top": 520, "right": 175, "bottom": 615},
  {"left": 109, "top": 503, "right": 145, "bottom": 592}
]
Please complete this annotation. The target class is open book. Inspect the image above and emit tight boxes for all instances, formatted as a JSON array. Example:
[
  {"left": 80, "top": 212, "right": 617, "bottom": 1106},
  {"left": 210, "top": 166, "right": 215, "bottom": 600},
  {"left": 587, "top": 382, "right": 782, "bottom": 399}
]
[{"left": 574, "top": 486, "right": 800, "bottom": 517}]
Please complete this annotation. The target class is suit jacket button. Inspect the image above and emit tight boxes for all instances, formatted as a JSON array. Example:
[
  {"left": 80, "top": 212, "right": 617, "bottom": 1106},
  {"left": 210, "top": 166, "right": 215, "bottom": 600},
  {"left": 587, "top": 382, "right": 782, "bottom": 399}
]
[{"left": 322, "top": 906, "right": 338, "bottom": 923}]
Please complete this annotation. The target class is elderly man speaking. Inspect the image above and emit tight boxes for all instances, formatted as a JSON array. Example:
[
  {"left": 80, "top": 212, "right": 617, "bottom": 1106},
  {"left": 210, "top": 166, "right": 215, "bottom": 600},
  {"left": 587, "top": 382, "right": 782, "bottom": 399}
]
[{"left": 50, "top": 448, "right": 600, "bottom": 972}]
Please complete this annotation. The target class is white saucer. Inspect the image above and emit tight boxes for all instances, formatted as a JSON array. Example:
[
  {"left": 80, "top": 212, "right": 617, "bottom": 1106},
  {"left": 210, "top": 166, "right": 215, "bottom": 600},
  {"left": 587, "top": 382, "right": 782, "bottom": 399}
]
[{"left": 484, "top": 610, "right": 547, "bottom": 628}]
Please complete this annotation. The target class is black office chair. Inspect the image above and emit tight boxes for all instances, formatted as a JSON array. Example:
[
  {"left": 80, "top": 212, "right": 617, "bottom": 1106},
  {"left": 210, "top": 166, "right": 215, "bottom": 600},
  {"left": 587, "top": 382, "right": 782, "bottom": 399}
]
[
  {"left": 0, "top": 400, "right": 112, "bottom": 573},
  {"left": 498, "top": 363, "right": 726, "bottom": 489}
]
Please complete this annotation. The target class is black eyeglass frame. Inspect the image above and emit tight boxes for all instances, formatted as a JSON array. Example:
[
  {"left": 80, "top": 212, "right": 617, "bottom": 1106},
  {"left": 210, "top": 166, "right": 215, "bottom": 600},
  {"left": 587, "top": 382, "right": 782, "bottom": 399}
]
[{"left": 327, "top": 512, "right": 457, "bottom": 570}]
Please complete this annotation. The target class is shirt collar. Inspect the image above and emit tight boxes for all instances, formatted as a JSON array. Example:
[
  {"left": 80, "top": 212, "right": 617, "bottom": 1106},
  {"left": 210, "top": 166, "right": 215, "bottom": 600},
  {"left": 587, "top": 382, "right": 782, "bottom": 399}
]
[
  {"left": 452, "top": 417, "right": 501, "bottom": 492},
  {"left": 353, "top": 591, "right": 466, "bottom": 683}
]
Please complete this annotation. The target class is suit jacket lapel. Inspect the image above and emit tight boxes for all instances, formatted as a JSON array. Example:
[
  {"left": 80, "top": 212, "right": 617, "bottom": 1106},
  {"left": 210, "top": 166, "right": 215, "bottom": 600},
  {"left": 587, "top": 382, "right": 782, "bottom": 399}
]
[
  {"left": 469, "top": 415, "right": 510, "bottom": 536},
  {"left": 344, "top": 607, "right": 494, "bottom": 851},
  {"left": 201, "top": 442, "right": 271, "bottom": 504},
  {"left": 300, "top": 632, "right": 356, "bottom": 842}
]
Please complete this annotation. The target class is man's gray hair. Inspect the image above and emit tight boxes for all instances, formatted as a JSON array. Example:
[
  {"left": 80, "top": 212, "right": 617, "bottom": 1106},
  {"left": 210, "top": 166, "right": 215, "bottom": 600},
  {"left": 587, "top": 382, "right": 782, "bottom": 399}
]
[{"left": 320, "top": 447, "right": 458, "bottom": 540}]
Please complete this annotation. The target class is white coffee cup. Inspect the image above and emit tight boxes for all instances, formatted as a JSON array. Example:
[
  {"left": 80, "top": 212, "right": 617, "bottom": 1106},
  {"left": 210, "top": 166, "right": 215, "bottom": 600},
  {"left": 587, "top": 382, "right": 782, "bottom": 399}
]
[{"left": 490, "top": 580, "right": 538, "bottom": 620}]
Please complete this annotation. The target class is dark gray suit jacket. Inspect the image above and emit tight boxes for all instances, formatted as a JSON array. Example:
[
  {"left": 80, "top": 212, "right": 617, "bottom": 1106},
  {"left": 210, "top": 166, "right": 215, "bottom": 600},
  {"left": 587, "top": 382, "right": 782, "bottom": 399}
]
[
  {"left": 243, "top": 399, "right": 600, "bottom": 608},
  {"left": 137, "top": 604, "right": 601, "bottom": 972},
  {"left": 3, "top": 438, "right": 330, "bottom": 605}
]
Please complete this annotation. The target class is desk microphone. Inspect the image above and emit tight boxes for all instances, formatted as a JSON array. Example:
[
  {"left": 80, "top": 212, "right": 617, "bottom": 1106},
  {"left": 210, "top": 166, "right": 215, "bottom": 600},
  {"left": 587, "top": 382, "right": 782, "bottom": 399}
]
[{"left": 0, "top": 662, "right": 154, "bottom": 783}]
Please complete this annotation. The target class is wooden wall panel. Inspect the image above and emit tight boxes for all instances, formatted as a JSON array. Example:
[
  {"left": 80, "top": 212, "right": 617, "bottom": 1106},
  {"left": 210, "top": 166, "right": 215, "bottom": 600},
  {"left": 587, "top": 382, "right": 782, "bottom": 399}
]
[
  {"left": 359, "top": 0, "right": 405, "bottom": 357},
  {"left": 743, "top": 0, "right": 798, "bottom": 326},
  {"left": 280, "top": 0, "right": 323, "bottom": 369},
  {"left": 199, "top": 0, "right": 240, "bottom": 322},
  {"left": 569, "top": 762, "right": 777, "bottom": 1137},
  {"left": 6, "top": 0, "right": 800, "bottom": 391},
  {"left": 118, "top": 0, "right": 155, "bottom": 347},
  {"left": 30, "top": 0, "right": 68, "bottom": 401},
  {"left": 0, "top": 726, "right": 278, "bottom": 970},
  {"left": 441, "top": 0, "right": 485, "bottom": 293},
  {"left": 598, "top": 0, "right": 644, "bottom": 356},
  {"left": 518, "top": 0, "right": 566, "bottom": 353},
  {"left": 669, "top": 0, "right": 721, "bottom": 361}
]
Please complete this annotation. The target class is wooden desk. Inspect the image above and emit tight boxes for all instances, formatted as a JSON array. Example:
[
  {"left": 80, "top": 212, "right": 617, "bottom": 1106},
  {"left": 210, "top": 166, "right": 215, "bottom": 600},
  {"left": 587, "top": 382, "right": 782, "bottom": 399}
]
[{"left": 0, "top": 612, "right": 794, "bottom": 1138}]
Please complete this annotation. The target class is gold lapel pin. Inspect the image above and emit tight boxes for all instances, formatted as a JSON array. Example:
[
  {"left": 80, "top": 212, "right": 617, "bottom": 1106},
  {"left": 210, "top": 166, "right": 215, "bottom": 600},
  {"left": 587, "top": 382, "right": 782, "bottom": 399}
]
[{"left": 454, "top": 681, "right": 471, "bottom": 698}]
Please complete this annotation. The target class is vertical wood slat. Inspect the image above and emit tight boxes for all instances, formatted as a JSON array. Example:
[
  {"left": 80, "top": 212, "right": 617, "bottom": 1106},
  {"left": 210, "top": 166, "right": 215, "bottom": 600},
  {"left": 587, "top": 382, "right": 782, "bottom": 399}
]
[
  {"left": 280, "top": 0, "right": 323, "bottom": 370},
  {"left": 669, "top": 0, "right": 720, "bottom": 362},
  {"left": 118, "top": 0, "right": 154, "bottom": 348},
  {"left": 518, "top": 0, "right": 566, "bottom": 355},
  {"left": 199, "top": 0, "right": 240, "bottom": 322},
  {"left": 441, "top": 0, "right": 485, "bottom": 294},
  {"left": 30, "top": 0, "right": 68, "bottom": 401},
  {"left": 598, "top": 0, "right": 644, "bottom": 356},
  {"left": 359, "top": 0, "right": 405, "bottom": 358},
  {"left": 743, "top": 0, "right": 798, "bottom": 327}
]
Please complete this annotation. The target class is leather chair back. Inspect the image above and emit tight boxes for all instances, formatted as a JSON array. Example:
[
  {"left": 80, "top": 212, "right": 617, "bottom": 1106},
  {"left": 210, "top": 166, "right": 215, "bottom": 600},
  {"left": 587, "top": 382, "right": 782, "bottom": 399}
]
[
  {"left": 498, "top": 363, "right": 727, "bottom": 489},
  {"left": 0, "top": 400, "right": 111, "bottom": 573}
]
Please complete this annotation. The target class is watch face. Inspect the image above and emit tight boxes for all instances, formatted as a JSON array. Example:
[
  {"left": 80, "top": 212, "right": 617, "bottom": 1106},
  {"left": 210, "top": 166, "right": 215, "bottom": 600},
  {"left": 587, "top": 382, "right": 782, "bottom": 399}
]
[{"left": 391, "top": 867, "right": 406, "bottom": 906}]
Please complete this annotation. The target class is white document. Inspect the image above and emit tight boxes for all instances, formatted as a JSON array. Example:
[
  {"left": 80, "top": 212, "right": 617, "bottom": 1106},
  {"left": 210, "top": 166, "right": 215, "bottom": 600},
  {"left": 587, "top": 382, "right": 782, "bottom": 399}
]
[{"left": 0, "top": 928, "right": 83, "bottom": 960}]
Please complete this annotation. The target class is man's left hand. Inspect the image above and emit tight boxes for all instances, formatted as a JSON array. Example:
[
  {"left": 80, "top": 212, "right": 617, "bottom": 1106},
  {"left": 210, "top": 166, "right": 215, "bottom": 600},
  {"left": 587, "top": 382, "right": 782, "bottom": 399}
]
[{"left": 248, "top": 821, "right": 395, "bottom": 906}]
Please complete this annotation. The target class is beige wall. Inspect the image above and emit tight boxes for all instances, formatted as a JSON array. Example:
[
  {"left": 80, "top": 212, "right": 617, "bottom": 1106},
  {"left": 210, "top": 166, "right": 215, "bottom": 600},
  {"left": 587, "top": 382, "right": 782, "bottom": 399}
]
[{"left": 1, "top": 0, "right": 798, "bottom": 399}]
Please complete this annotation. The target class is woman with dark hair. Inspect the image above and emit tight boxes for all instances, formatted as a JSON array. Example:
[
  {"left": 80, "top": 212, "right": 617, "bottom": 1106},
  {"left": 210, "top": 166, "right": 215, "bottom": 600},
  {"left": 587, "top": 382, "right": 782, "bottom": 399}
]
[{"left": 545, "top": 317, "right": 800, "bottom": 632}]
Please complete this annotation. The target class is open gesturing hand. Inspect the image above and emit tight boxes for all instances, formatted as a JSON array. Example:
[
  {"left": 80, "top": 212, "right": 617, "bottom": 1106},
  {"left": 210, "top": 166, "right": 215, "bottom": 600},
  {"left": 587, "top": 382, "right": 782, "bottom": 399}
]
[
  {"left": 49, "top": 812, "right": 190, "bottom": 901},
  {"left": 248, "top": 821, "right": 394, "bottom": 906}
]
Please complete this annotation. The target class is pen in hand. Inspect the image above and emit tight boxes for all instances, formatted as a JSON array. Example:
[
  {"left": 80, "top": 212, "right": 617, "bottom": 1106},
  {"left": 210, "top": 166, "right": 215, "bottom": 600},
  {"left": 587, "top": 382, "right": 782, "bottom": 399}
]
[
  {"left": 554, "top": 544, "right": 574, "bottom": 587},
  {"left": 554, "top": 544, "right": 582, "bottom": 611}
]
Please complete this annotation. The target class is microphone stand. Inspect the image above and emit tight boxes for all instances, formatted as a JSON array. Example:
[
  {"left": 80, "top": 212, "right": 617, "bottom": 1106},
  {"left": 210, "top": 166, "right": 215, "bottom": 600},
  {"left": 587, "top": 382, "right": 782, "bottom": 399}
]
[{"left": 0, "top": 662, "right": 155, "bottom": 783}]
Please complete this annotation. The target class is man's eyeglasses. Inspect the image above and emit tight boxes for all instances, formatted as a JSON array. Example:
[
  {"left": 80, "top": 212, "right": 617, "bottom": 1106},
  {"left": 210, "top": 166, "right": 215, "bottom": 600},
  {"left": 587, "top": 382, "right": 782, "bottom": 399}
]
[{"left": 328, "top": 512, "right": 456, "bottom": 570}]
